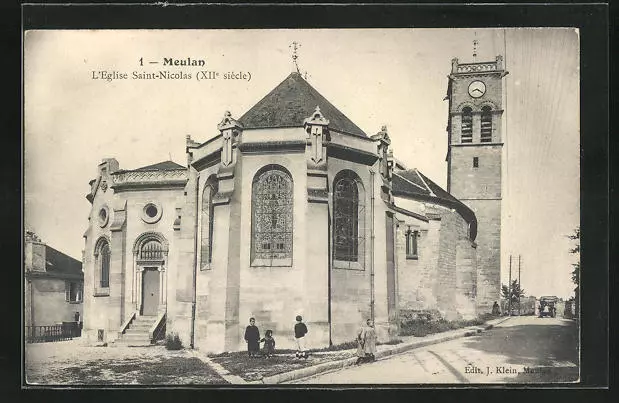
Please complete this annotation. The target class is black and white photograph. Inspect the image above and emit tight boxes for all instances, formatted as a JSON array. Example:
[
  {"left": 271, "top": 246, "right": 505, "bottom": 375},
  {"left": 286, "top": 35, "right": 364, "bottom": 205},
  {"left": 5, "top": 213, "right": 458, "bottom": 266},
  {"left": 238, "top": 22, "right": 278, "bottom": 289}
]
[{"left": 23, "top": 25, "right": 585, "bottom": 386}]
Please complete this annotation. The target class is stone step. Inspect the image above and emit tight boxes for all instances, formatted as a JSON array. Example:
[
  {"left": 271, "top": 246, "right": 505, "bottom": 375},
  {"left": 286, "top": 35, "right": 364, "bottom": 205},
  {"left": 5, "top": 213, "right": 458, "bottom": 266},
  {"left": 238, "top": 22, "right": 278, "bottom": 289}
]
[
  {"left": 124, "top": 330, "right": 150, "bottom": 336},
  {"left": 128, "top": 323, "right": 153, "bottom": 330},
  {"left": 121, "top": 334, "right": 151, "bottom": 341},
  {"left": 114, "top": 340, "right": 152, "bottom": 347},
  {"left": 133, "top": 319, "right": 157, "bottom": 324}
]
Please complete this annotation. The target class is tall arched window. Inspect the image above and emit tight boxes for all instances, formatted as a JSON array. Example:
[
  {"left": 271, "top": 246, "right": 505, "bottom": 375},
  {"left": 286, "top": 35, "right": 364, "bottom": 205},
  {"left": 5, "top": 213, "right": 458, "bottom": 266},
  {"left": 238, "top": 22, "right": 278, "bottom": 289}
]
[
  {"left": 251, "top": 166, "right": 293, "bottom": 265},
  {"left": 461, "top": 106, "right": 473, "bottom": 143},
  {"left": 97, "top": 240, "right": 111, "bottom": 288},
  {"left": 201, "top": 177, "right": 218, "bottom": 269},
  {"left": 333, "top": 171, "right": 365, "bottom": 265},
  {"left": 480, "top": 106, "right": 493, "bottom": 142}
]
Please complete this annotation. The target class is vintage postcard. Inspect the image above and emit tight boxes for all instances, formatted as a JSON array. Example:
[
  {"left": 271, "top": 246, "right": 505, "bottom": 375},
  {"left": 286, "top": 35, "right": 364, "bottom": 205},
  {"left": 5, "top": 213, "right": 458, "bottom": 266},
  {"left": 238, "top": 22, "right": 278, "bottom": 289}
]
[{"left": 23, "top": 27, "right": 581, "bottom": 386}]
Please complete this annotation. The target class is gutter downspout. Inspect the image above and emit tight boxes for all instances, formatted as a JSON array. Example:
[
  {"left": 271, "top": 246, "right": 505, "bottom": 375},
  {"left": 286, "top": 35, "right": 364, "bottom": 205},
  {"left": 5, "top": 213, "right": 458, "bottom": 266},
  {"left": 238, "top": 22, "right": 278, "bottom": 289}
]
[
  {"left": 190, "top": 171, "right": 199, "bottom": 349},
  {"left": 369, "top": 169, "right": 375, "bottom": 322}
]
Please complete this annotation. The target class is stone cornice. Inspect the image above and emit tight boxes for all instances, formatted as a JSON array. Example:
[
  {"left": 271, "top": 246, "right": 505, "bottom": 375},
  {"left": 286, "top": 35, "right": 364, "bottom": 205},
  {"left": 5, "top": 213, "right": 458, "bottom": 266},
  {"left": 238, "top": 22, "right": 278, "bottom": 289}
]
[
  {"left": 25, "top": 270, "right": 83, "bottom": 281},
  {"left": 112, "top": 169, "right": 187, "bottom": 184},
  {"left": 238, "top": 140, "right": 306, "bottom": 154},
  {"left": 327, "top": 143, "right": 378, "bottom": 166},
  {"left": 111, "top": 169, "right": 188, "bottom": 191},
  {"left": 450, "top": 109, "right": 504, "bottom": 116},
  {"left": 449, "top": 142, "right": 504, "bottom": 147},
  {"left": 192, "top": 150, "right": 221, "bottom": 171}
]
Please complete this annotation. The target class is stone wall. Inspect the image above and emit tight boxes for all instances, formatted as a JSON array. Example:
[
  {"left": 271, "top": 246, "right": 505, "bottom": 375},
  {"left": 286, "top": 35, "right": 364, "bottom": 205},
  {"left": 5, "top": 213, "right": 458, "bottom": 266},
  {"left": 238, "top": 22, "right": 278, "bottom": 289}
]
[
  {"left": 27, "top": 278, "right": 83, "bottom": 326},
  {"left": 467, "top": 199, "right": 502, "bottom": 312}
]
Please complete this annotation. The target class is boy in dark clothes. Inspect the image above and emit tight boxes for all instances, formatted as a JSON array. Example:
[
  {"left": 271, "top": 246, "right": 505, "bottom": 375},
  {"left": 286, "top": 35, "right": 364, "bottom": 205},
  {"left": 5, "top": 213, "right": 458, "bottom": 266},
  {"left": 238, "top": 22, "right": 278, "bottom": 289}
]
[
  {"left": 244, "top": 317, "right": 260, "bottom": 358},
  {"left": 294, "top": 315, "right": 308, "bottom": 359},
  {"left": 260, "top": 329, "right": 276, "bottom": 358}
]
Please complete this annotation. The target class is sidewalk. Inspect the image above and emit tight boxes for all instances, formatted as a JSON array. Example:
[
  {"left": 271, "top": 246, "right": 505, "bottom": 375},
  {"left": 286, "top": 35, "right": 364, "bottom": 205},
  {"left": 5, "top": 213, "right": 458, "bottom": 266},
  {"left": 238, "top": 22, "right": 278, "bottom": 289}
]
[{"left": 194, "top": 316, "right": 512, "bottom": 384}]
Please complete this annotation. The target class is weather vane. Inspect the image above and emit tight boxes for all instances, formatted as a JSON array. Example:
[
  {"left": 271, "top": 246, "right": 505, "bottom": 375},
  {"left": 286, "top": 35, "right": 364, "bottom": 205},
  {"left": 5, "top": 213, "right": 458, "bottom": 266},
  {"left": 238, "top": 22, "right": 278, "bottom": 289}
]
[
  {"left": 473, "top": 32, "right": 479, "bottom": 62},
  {"left": 290, "top": 41, "right": 301, "bottom": 73}
]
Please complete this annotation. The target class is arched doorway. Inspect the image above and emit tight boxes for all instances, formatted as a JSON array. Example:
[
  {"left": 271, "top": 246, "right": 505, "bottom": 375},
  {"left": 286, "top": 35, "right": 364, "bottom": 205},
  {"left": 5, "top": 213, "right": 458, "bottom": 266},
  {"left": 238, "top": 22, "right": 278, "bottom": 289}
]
[{"left": 133, "top": 234, "right": 168, "bottom": 316}]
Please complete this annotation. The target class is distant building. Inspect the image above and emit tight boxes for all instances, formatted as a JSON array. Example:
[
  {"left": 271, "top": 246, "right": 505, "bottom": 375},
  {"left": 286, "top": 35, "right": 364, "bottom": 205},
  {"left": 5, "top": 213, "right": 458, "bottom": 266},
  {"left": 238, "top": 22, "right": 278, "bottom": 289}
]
[{"left": 24, "top": 231, "right": 84, "bottom": 327}]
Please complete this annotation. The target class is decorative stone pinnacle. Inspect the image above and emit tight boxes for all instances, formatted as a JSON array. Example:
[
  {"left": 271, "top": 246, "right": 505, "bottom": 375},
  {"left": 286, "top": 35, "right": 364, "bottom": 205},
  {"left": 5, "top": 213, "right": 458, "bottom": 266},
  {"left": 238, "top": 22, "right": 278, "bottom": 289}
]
[
  {"left": 304, "top": 105, "right": 329, "bottom": 127},
  {"left": 217, "top": 110, "right": 243, "bottom": 131}
]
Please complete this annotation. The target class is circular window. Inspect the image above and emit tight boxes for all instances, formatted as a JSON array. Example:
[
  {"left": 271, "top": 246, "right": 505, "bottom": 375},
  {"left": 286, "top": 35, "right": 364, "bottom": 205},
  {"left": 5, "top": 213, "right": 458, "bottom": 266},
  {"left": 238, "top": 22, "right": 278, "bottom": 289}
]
[
  {"left": 142, "top": 202, "right": 163, "bottom": 224},
  {"left": 145, "top": 205, "right": 158, "bottom": 218},
  {"left": 98, "top": 205, "right": 110, "bottom": 228}
]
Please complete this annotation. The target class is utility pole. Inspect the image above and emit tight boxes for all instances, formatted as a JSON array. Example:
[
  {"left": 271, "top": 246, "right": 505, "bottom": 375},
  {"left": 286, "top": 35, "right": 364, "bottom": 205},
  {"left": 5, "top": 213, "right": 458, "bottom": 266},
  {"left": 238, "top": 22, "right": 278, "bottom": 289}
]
[
  {"left": 508, "top": 254, "right": 512, "bottom": 316},
  {"left": 518, "top": 255, "right": 521, "bottom": 316}
]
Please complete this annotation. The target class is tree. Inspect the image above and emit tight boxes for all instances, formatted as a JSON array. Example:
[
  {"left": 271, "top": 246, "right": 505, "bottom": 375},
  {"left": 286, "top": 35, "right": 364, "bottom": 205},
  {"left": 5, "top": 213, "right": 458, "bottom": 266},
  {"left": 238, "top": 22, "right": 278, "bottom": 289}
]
[
  {"left": 501, "top": 280, "right": 526, "bottom": 304},
  {"left": 567, "top": 227, "right": 580, "bottom": 318},
  {"left": 567, "top": 227, "right": 580, "bottom": 286}
]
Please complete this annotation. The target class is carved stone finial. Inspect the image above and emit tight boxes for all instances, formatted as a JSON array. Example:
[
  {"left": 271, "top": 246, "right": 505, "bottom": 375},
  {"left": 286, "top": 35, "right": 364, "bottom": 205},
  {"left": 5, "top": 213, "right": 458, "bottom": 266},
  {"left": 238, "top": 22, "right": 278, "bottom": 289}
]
[
  {"left": 451, "top": 57, "right": 459, "bottom": 73},
  {"left": 303, "top": 105, "right": 329, "bottom": 127},
  {"left": 217, "top": 110, "right": 243, "bottom": 131},
  {"left": 496, "top": 54, "right": 504, "bottom": 70}
]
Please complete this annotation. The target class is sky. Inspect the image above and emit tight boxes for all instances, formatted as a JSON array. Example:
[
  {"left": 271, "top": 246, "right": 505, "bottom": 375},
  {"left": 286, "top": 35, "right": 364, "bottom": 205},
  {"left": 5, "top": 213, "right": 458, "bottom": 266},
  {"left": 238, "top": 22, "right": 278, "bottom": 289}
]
[{"left": 24, "top": 28, "right": 580, "bottom": 299}]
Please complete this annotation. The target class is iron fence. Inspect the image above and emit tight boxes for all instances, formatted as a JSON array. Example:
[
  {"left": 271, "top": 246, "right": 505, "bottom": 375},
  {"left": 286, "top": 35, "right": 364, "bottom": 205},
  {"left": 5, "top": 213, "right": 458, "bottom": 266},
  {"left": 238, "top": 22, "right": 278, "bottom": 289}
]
[{"left": 26, "top": 322, "right": 81, "bottom": 343}]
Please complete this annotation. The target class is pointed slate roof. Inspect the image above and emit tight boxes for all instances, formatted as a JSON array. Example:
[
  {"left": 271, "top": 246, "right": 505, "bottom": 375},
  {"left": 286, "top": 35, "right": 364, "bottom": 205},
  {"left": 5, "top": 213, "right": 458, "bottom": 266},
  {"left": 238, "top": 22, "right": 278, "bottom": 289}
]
[
  {"left": 132, "top": 160, "right": 185, "bottom": 172},
  {"left": 238, "top": 72, "right": 367, "bottom": 138}
]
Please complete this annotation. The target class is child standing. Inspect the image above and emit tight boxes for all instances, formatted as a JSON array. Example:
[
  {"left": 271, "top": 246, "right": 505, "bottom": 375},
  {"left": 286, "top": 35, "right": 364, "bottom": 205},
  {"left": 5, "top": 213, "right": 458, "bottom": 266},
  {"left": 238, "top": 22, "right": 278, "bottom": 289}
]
[
  {"left": 260, "top": 329, "right": 276, "bottom": 358},
  {"left": 294, "top": 315, "right": 308, "bottom": 359},
  {"left": 244, "top": 317, "right": 260, "bottom": 358}
]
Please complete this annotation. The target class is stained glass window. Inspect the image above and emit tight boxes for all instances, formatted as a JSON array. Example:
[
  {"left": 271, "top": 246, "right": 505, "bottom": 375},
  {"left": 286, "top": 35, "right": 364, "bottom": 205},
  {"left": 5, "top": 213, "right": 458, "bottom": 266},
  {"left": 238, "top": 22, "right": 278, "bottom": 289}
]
[
  {"left": 252, "top": 167, "right": 293, "bottom": 262},
  {"left": 99, "top": 242, "right": 110, "bottom": 288},
  {"left": 333, "top": 173, "right": 363, "bottom": 262},
  {"left": 201, "top": 180, "right": 217, "bottom": 268},
  {"left": 461, "top": 107, "right": 473, "bottom": 143}
]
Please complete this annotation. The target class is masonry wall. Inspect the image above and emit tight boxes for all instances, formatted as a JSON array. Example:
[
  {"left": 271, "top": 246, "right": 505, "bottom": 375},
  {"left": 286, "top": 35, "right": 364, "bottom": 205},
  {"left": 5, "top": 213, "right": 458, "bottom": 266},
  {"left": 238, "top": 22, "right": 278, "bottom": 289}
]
[
  {"left": 169, "top": 168, "right": 198, "bottom": 347},
  {"left": 82, "top": 165, "right": 116, "bottom": 343},
  {"left": 395, "top": 215, "right": 430, "bottom": 312},
  {"left": 327, "top": 157, "right": 374, "bottom": 344},
  {"left": 467, "top": 199, "right": 501, "bottom": 312},
  {"left": 83, "top": 160, "right": 184, "bottom": 344},
  {"left": 237, "top": 149, "right": 310, "bottom": 351}
]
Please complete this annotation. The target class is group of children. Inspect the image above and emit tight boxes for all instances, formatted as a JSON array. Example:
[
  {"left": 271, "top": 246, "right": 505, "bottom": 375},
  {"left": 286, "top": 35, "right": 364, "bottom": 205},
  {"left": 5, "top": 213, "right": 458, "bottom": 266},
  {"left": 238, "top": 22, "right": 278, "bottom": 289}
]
[{"left": 244, "top": 315, "right": 309, "bottom": 359}]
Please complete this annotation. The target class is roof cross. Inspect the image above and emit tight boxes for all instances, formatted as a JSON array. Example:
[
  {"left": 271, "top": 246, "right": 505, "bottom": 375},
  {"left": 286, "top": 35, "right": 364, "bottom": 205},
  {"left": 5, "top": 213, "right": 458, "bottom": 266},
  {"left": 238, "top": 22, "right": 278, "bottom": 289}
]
[
  {"left": 289, "top": 41, "right": 301, "bottom": 73},
  {"left": 473, "top": 32, "right": 479, "bottom": 62}
]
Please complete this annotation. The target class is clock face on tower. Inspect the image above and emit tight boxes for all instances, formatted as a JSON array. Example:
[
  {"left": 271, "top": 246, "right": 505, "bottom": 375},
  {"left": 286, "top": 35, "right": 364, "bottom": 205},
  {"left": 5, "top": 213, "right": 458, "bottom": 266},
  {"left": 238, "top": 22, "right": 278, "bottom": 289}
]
[{"left": 468, "top": 80, "right": 486, "bottom": 98}]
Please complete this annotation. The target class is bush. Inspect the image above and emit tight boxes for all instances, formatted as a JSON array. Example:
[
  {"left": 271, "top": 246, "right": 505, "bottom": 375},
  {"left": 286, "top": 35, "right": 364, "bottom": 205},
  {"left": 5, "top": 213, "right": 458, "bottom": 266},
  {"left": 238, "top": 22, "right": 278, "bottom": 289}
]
[
  {"left": 399, "top": 316, "right": 486, "bottom": 337},
  {"left": 165, "top": 332, "right": 183, "bottom": 350}
]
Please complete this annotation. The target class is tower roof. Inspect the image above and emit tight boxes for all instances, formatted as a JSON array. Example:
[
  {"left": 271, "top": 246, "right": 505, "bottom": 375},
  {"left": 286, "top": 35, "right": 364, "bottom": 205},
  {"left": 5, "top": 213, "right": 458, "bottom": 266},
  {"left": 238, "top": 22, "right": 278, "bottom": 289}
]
[
  {"left": 131, "top": 160, "right": 185, "bottom": 172},
  {"left": 238, "top": 72, "right": 367, "bottom": 138}
]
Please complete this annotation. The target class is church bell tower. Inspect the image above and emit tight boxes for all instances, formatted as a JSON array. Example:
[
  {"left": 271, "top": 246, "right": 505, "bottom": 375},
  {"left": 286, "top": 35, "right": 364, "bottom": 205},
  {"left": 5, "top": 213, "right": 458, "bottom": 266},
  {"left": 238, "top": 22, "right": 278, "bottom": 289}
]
[{"left": 445, "top": 55, "right": 508, "bottom": 313}]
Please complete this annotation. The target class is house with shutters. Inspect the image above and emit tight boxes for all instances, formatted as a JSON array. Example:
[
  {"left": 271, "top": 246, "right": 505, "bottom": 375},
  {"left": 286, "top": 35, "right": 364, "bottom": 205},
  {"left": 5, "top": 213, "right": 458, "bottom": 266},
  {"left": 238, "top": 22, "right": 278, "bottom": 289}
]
[{"left": 82, "top": 56, "right": 506, "bottom": 352}]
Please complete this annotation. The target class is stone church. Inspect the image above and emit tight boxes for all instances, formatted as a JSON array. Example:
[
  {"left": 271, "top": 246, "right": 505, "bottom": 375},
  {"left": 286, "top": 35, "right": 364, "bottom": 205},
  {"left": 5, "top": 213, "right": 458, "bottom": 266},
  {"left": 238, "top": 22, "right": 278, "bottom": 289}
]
[{"left": 82, "top": 56, "right": 507, "bottom": 352}]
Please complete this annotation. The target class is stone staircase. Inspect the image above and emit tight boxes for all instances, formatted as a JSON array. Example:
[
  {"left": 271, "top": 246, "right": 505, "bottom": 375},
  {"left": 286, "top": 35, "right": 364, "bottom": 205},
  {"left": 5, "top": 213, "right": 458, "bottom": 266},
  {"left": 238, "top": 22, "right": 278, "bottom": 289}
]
[{"left": 115, "top": 315, "right": 158, "bottom": 346}]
